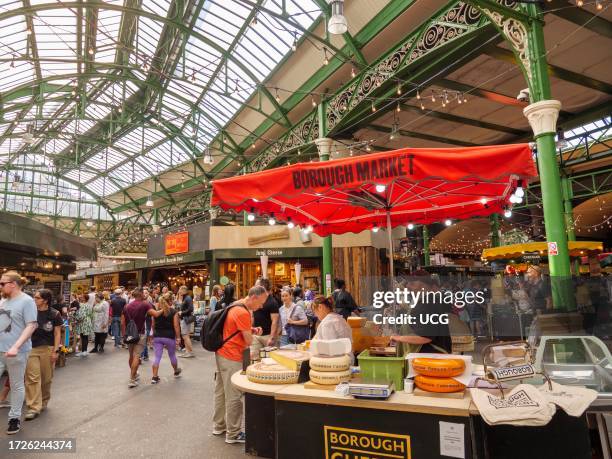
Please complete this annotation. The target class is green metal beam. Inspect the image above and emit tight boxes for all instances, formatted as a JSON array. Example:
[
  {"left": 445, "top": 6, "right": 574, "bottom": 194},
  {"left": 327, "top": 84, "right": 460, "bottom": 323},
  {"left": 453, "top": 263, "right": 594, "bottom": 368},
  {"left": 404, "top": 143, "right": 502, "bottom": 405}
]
[
  {"left": 400, "top": 103, "right": 527, "bottom": 136},
  {"left": 368, "top": 124, "right": 479, "bottom": 147},
  {"left": 547, "top": 0, "right": 612, "bottom": 39},
  {"left": 485, "top": 46, "right": 612, "bottom": 95}
]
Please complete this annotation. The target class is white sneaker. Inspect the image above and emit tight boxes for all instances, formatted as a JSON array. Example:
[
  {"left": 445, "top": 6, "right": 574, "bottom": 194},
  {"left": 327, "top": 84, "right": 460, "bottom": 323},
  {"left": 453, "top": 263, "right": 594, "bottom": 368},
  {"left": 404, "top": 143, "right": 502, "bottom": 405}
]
[
  {"left": 128, "top": 380, "right": 139, "bottom": 388},
  {"left": 80, "top": 351, "right": 89, "bottom": 357},
  {"left": 212, "top": 429, "right": 226, "bottom": 435}
]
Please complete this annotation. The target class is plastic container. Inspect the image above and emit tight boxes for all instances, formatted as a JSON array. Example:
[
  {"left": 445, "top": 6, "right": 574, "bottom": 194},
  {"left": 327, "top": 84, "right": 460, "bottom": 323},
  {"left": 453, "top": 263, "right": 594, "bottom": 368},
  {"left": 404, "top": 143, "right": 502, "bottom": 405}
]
[
  {"left": 357, "top": 349, "right": 406, "bottom": 391},
  {"left": 403, "top": 378, "right": 414, "bottom": 393}
]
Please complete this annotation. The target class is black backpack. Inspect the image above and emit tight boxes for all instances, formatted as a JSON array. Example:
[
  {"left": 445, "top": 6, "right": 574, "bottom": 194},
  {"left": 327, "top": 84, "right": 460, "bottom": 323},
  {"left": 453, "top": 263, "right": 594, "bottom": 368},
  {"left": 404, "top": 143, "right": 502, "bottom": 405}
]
[
  {"left": 202, "top": 303, "right": 247, "bottom": 352},
  {"left": 123, "top": 308, "right": 140, "bottom": 345}
]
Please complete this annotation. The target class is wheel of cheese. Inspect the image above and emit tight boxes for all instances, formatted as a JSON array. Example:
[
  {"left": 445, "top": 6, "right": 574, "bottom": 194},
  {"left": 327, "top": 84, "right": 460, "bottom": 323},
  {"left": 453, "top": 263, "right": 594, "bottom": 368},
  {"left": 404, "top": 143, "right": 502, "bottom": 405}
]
[
  {"left": 309, "top": 369, "right": 351, "bottom": 385},
  {"left": 246, "top": 362, "right": 299, "bottom": 385},
  {"left": 412, "top": 358, "right": 465, "bottom": 377},
  {"left": 414, "top": 375, "right": 465, "bottom": 393},
  {"left": 310, "top": 354, "right": 351, "bottom": 372}
]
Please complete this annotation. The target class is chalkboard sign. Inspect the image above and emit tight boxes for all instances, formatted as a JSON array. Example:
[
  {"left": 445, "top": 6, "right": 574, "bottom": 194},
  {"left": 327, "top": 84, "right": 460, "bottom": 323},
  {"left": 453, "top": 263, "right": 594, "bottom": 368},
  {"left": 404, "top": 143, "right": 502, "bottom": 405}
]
[
  {"left": 44, "top": 281, "right": 62, "bottom": 298},
  {"left": 62, "top": 281, "right": 72, "bottom": 306}
]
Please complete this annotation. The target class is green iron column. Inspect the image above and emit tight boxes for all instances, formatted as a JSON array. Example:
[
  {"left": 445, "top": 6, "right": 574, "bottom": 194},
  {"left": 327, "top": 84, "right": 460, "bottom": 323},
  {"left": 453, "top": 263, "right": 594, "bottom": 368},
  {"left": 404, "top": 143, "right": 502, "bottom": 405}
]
[
  {"left": 490, "top": 214, "right": 501, "bottom": 248},
  {"left": 315, "top": 104, "right": 334, "bottom": 297},
  {"left": 422, "top": 225, "right": 430, "bottom": 267},
  {"left": 523, "top": 2, "right": 574, "bottom": 310},
  {"left": 561, "top": 175, "right": 580, "bottom": 276}
]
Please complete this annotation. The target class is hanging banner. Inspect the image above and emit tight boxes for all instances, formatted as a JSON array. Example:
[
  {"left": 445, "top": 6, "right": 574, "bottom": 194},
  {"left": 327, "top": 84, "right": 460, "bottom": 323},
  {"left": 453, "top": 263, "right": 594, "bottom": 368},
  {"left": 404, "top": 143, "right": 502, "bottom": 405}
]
[{"left": 165, "top": 231, "right": 189, "bottom": 255}]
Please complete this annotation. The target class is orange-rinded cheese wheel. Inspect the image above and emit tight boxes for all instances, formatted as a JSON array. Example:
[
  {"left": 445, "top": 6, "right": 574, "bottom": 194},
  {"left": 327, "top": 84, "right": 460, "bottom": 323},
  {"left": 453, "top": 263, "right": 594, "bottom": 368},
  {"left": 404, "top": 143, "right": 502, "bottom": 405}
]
[
  {"left": 412, "top": 358, "right": 465, "bottom": 377},
  {"left": 414, "top": 375, "right": 465, "bottom": 393}
]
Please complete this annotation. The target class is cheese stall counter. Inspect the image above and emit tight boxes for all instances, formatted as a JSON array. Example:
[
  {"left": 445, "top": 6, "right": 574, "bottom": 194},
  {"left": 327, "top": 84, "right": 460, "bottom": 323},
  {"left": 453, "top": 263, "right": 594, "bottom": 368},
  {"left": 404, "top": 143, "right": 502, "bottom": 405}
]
[{"left": 232, "top": 371, "right": 593, "bottom": 459}]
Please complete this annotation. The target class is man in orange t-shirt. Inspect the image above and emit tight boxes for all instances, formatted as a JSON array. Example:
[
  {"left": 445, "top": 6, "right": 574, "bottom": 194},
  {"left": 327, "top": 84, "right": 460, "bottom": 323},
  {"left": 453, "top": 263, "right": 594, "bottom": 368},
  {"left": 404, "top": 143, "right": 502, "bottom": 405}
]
[{"left": 212, "top": 285, "right": 267, "bottom": 444}]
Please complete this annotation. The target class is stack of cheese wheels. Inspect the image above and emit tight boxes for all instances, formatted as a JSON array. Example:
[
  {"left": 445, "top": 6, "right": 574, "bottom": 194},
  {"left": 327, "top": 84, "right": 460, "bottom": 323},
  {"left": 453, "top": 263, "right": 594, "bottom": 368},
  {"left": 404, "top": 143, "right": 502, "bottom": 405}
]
[
  {"left": 309, "top": 354, "right": 351, "bottom": 386},
  {"left": 412, "top": 357, "right": 466, "bottom": 393},
  {"left": 246, "top": 361, "right": 300, "bottom": 384}
]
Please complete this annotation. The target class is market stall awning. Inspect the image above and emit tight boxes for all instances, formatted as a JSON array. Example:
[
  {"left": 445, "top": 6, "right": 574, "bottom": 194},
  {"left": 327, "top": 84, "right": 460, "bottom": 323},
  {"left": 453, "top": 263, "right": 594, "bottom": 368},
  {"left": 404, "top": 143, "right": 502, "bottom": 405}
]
[
  {"left": 482, "top": 241, "right": 604, "bottom": 261},
  {"left": 211, "top": 144, "right": 537, "bottom": 236}
]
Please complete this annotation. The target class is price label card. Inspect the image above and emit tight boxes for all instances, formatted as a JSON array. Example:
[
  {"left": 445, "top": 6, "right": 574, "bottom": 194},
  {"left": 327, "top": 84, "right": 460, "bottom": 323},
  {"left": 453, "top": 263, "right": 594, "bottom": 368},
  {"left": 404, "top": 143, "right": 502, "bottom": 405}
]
[{"left": 439, "top": 421, "right": 465, "bottom": 458}]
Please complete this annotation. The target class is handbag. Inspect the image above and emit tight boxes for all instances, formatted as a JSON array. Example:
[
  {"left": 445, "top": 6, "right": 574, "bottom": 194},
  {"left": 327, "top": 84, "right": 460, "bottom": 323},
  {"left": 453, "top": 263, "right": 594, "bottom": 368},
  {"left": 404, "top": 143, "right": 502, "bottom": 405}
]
[{"left": 285, "top": 306, "right": 310, "bottom": 344}]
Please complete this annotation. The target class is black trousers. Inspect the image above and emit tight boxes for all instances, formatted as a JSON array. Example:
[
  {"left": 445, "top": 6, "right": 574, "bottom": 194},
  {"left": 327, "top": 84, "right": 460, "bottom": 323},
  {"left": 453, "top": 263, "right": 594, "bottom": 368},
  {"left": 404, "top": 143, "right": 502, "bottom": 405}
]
[
  {"left": 80, "top": 334, "right": 89, "bottom": 352},
  {"left": 94, "top": 332, "right": 107, "bottom": 350}
]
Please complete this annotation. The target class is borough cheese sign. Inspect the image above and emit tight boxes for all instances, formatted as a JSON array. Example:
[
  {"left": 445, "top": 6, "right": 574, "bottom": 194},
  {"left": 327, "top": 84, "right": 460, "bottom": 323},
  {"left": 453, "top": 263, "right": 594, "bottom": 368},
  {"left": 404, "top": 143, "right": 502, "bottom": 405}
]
[{"left": 324, "top": 426, "right": 411, "bottom": 459}]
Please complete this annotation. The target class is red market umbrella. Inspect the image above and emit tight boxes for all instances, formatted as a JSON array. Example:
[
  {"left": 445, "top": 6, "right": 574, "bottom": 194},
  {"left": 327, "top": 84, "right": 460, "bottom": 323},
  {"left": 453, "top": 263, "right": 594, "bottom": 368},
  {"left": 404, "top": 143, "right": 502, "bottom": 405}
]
[{"left": 211, "top": 143, "right": 537, "bottom": 276}]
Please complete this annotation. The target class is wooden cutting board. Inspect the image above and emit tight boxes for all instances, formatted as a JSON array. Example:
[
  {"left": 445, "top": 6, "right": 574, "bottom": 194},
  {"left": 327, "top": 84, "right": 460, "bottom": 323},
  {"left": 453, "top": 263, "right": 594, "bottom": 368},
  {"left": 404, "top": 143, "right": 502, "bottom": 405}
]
[
  {"left": 304, "top": 381, "right": 339, "bottom": 391},
  {"left": 412, "top": 387, "right": 465, "bottom": 399}
]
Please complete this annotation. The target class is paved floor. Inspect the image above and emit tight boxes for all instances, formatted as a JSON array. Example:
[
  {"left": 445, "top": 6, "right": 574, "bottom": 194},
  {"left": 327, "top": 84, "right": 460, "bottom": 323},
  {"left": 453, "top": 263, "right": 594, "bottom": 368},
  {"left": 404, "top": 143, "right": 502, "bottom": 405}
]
[{"left": 1, "top": 341, "right": 255, "bottom": 459}]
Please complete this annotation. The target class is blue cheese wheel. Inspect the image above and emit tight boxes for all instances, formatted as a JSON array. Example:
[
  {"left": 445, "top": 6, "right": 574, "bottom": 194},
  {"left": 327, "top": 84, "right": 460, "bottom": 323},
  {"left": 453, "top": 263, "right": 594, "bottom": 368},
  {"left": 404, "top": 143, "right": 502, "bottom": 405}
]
[
  {"left": 310, "top": 354, "right": 351, "bottom": 372},
  {"left": 309, "top": 369, "right": 351, "bottom": 385},
  {"left": 246, "top": 362, "right": 299, "bottom": 384}
]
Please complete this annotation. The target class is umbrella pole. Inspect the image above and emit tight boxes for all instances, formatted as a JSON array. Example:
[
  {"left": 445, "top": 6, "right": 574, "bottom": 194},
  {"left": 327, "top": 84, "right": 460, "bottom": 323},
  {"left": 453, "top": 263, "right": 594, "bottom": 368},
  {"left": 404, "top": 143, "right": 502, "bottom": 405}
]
[{"left": 386, "top": 210, "right": 394, "bottom": 285}]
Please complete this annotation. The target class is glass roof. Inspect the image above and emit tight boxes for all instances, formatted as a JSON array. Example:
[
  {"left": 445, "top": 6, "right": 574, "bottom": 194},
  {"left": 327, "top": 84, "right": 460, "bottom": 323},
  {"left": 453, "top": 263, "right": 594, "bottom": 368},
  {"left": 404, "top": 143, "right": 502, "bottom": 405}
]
[{"left": 0, "top": 0, "right": 321, "bottom": 219}]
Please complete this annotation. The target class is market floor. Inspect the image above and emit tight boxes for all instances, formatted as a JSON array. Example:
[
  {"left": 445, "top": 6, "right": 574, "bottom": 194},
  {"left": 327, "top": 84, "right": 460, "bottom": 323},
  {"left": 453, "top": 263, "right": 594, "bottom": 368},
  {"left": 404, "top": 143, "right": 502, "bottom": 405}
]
[{"left": 1, "top": 341, "right": 257, "bottom": 459}]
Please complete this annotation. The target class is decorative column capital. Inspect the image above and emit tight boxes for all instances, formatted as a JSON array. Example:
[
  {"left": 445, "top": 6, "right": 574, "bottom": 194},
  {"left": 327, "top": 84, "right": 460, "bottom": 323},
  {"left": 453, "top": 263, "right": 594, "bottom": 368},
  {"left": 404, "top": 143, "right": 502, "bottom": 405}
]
[
  {"left": 315, "top": 137, "right": 334, "bottom": 159},
  {"left": 523, "top": 100, "right": 562, "bottom": 137}
]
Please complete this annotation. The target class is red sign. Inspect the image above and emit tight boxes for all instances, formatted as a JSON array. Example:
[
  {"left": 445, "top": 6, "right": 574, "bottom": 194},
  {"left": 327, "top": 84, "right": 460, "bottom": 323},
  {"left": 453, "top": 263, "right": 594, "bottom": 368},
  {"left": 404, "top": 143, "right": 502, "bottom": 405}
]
[
  {"left": 165, "top": 232, "right": 189, "bottom": 255},
  {"left": 548, "top": 242, "right": 558, "bottom": 256}
]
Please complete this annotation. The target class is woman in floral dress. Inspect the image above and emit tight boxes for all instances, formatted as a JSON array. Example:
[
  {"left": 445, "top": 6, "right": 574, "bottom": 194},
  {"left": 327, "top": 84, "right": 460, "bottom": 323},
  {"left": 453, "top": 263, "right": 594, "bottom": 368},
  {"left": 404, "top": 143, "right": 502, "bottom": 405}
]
[{"left": 74, "top": 294, "right": 94, "bottom": 357}]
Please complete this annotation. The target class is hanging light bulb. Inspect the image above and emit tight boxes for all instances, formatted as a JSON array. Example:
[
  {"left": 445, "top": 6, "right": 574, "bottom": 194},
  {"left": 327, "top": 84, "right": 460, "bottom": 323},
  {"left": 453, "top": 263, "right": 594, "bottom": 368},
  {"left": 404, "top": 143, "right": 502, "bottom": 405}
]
[
  {"left": 287, "top": 218, "right": 295, "bottom": 229},
  {"left": 480, "top": 198, "right": 487, "bottom": 205},
  {"left": 407, "top": 223, "right": 414, "bottom": 230},
  {"left": 576, "top": 0, "right": 584, "bottom": 6},
  {"left": 504, "top": 209, "right": 512, "bottom": 218},
  {"left": 86, "top": 220, "right": 94, "bottom": 227},
  {"left": 515, "top": 180, "right": 525, "bottom": 198},
  {"left": 372, "top": 226, "right": 380, "bottom": 233},
  {"left": 88, "top": 47, "right": 95, "bottom": 55},
  {"left": 431, "top": 91, "right": 436, "bottom": 102},
  {"left": 420, "top": 102, "right": 425, "bottom": 110},
  {"left": 268, "top": 214, "right": 276, "bottom": 226},
  {"left": 311, "top": 95, "right": 316, "bottom": 107},
  {"left": 396, "top": 102, "right": 401, "bottom": 113},
  {"left": 323, "top": 48, "right": 329, "bottom": 66},
  {"left": 463, "top": 94, "right": 468, "bottom": 103},
  {"left": 250, "top": 15, "right": 258, "bottom": 27},
  {"left": 291, "top": 34, "right": 298, "bottom": 52},
  {"left": 396, "top": 83, "right": 402, "bottom": 95},
  {"left": 371, "top": 101, "right": 376, "bottom": 112},
  {"left": 145, "top": 196, "right": 154, "bottom": 207},
  {"left": 350, "top": 66, "right": 356, "bottom": 78},
  {"left": 247, "top": 210, "right": 256, "bottom": 222},
  {"left": 596, "top": 0, "right": 603, "bottom": 10},
  {"left": 375, "top": 184, "right": 386, "bottom": 193},
  {"left": 416, "top": 89, "right": 421, "bottom": 100},
  {"left": 118, "top": 106, "right": 123, "bottom": 113},
  {"left": 445, "top": 219, "right": 452, "bottom": 226},
  {"left": 275, "top": 88, "right": 280, "bottom": 103}
]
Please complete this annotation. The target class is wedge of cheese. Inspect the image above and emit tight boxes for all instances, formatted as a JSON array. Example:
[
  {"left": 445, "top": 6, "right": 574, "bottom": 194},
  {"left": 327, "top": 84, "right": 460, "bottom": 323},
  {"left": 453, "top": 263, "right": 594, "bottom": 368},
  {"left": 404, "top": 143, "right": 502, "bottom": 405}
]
[
  {"left": 269, "top": 349, "right": 311, "bottom": 371},
  {"left": 309, "top": 338, "right": 352, "bottom": 357}
]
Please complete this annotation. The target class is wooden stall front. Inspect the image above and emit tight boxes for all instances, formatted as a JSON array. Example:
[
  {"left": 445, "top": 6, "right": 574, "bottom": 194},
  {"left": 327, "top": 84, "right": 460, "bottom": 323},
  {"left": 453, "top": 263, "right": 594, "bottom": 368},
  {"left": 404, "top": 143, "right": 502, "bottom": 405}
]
[{"left": 232, "top": 373, "right": 593, "bottom": 459}]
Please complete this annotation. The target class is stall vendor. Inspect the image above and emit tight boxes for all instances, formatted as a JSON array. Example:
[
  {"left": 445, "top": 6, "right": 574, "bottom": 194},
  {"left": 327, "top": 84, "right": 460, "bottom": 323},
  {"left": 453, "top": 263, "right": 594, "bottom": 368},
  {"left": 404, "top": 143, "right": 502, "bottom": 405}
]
[
  {"left": 390, "top": 271, "right": 452, "bottom": 355},
  {"left": 312, "top": 296, "right": 352, "bottom": 342}
]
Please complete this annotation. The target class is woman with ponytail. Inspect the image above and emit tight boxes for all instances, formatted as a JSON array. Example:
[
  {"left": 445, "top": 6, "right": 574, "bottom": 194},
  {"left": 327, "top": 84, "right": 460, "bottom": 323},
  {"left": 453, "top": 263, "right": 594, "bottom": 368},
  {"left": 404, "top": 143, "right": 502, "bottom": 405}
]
[{"left": 147, "top": 293, "right": 181, "bottom": 384}]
